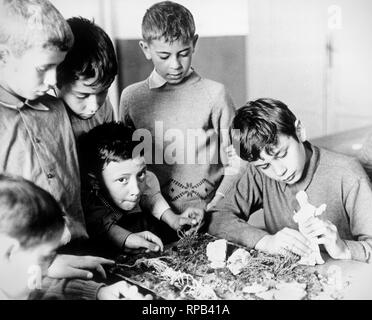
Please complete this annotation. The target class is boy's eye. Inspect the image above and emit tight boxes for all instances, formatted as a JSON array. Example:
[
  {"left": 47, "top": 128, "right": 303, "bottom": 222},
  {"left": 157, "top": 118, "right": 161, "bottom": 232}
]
[
  {"left": 36, "top": 66, "right": 47, "bottom": 73},
  {"left": 277, "top": 151, "right": 288, "bottom": 159},
  {"left": 259, "top": 164, "right": 270, "bottom": 170},
  {"left": 158, "top": 55, "right": 169, "bottom": 60},
  {"left": 75, "top": 94, "right": 88, "bottom": 99},
  {"left": 117, "top": 177, "right": 128, "bottom": 184},
  {"left": 179, "top": 51, "right": 190, "bottom": 57}
]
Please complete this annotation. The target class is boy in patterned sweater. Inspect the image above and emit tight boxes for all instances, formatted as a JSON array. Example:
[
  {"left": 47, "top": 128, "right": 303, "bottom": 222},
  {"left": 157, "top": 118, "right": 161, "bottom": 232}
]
[{"left": 120, "top": 2, "right": 245, "bottom": 241}]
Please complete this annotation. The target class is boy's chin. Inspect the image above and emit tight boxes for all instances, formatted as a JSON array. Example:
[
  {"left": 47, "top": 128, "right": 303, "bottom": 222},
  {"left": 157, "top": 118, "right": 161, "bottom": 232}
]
[
  {"left": 78, "top": 114, "right": 95, "bottom": 120},
  {"left": 119, "top": 201, "right": 138, "bottom": 211}
]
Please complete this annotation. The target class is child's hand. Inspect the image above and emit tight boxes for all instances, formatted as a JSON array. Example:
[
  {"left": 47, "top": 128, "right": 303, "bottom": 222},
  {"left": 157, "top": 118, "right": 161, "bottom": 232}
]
[
  {"left": 97, "top": 281, "right": 153, "bottom": 300},
  {"left": 301, "top": 217, "right": 351, "bottom": 260},
  {"left": 177, "top": 207, "right": 204, "bottom": 233},
  {"left": 47, "top": 254, "right": 115, "bottom": 280},
  {"left": 255, "top": 228, "right": 313, "bottom": 257},
  {"left": 206, "top": 194, "right": 224, "bottom": 211},
  {"left": 125, "top": 231, "right": 164, "bottom": 252}
]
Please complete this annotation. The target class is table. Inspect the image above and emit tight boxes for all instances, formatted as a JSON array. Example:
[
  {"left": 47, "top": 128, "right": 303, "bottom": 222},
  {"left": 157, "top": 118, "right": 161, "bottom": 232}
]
[{"left": 313, "top": 254, "right": 372, "bottom": 299}]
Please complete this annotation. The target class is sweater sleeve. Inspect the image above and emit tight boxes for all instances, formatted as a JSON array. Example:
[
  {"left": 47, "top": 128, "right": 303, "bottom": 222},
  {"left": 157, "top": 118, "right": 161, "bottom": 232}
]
[
  {"left": 207, "top": 165, "right": 269, "bottom": 248},
  {"left": 30, "top": 277, "right": 104, "bottom": 300},
  {"left": 119, "top": 89, "right": 136, "bottom": 128},
  {"left": 344, "top": 176, "right": 372, "bottom": 263},
  {"left": 211, "top": 84, "right": 248, "bottom": 198},
  {"left": 140, "top": 170, "right": 170, "bottom": 220},
  {"left": 85, "top": 193, "right": 132, "bottom": 249}
]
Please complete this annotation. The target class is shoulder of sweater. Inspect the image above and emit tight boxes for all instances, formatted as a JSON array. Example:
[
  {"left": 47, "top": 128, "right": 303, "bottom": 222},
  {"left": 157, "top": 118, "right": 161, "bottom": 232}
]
[
  {"left": 197, "top": 76, "right": 227, "bottom": 94},
  {"left": 317, "top": 146, "right": 368, "bottom": 180},
  {"left": 120, "top": 80, "right": 149, "bottom": 100}
]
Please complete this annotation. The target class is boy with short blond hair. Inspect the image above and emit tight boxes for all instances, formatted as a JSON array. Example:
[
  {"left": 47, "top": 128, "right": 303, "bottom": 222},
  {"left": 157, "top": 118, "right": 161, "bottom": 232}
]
[
  {"left": 0, "top": 174, "right": 151, "bottom": 300},
  {"left": 120, "top": 1, "right": 244, "bottom": 227},
  {"left": 208, "top": 98, "right": 372, "bottom": 263},
  {"left": 0, "top": 0, "right": 86, "bottom": 240}
]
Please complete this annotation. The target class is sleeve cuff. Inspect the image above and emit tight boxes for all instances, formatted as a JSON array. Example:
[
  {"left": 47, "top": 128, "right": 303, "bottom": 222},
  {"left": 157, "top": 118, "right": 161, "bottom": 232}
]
[
  {"left": 344, "top": 240, "right": 372, "bottom": 263},
  {"left": 107, "top": 224, "right": 132, "bottom": 249}
]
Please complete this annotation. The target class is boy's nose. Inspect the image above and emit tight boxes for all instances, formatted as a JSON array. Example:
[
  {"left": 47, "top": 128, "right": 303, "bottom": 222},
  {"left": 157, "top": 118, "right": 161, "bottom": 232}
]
[
  {"left": 169, "top": 56, "right": 182, "bottom": 70},
  {"left": 44, "top": 68, "right": 57, "bottom": 88},
  {"left": 86, "top": 96, "right": 100, "bottom": 114},
  {"left": 272, "top": 162, "right": 287, "bottom": 177},
  {"left": 129, "top": 178, "right": 140, "bottom": 198}
]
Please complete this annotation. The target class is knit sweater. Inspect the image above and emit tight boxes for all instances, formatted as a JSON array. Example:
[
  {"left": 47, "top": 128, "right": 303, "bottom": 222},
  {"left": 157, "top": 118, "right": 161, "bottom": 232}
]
[
  {"left": 208, "top": 142, "right": 372, "bottom": 263},
  {"left": 119, "top": 70, "right": 243, "bottom": 212}
]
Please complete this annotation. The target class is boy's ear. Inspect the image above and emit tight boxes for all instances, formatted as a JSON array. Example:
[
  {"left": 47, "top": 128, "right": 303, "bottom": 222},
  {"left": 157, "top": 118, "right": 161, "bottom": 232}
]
[
  {"left": 192, "top": 35, "right": 199, "bottom": 51},
  {"left": 0, "top": 44, "right": 11, "bottom": 65},
  {"left": 139, "top": 41, "right": 152, "bottom": 60},
  {"left": 88, "top": 172, "right": 100, "bottom": 190},
  {"left": 0, "top": 234, "right": 20, "bottom": 262},
  {"left": 295, "top": 119, "right": 307, "bottom": 142}
]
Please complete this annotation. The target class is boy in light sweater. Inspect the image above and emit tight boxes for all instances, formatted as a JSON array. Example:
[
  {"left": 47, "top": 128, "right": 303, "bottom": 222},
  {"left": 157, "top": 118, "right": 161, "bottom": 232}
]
[
  {"left": 208, "top": 98, "right": 372, "bottom": 263},
  {"left": 120, "top": 2, "right": 244, "bottom": 242}
]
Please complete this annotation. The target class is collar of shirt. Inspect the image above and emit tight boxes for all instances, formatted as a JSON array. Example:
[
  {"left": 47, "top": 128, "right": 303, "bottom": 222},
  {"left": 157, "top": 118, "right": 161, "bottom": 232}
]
[
  {"left": 281, "top": 141, "right": 320, "bottom": 193},
  {"left": 148, "top": 68, "right": 194, "bottom": 89},
  {"left": 0, "top": 85, "right": 50, "bottom": 111}
]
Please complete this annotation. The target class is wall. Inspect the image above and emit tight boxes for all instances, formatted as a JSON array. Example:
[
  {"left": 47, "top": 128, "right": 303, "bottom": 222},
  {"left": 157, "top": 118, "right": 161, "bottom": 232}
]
[
  {"left": 247, "top": 0, "right": 372, "bottom": 138},
  {"left": 50, "top": 0, "right": 249, "bottom": 112},
  {"left": 50, "top": 0, "right": 372, "bottom": 138}
]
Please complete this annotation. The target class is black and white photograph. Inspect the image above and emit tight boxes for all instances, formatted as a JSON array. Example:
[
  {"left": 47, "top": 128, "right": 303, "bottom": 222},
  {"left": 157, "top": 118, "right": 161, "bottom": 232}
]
[{"left": 1, "top": 0, "right": 372, "bottom": 309}]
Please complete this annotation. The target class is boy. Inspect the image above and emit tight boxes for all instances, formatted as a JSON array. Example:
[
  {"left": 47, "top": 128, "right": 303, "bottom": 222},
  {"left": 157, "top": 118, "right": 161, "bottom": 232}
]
[
  {"left": 56, "top": 17, "right": 118, "bottom": 140},
  {"left": 208, "top": 98, "right": 372, "bottom": 263},
  {"left": 119, "top": 1, "right": 245, "bottom": 221},
  {"left": 0, "top": 0, "right": 85, "bottom": 240},
  {"left": 56, "top": 17, "right": 178, "bottom": 246},
  {"left": 0, "top": 0, "right": 113, "bottom": 281},
  {"left": 81, "top": 122, "right": 204, "bottom": 252},
  {"left": 0, "top": 174, "right": 151, "bottom": 300}
]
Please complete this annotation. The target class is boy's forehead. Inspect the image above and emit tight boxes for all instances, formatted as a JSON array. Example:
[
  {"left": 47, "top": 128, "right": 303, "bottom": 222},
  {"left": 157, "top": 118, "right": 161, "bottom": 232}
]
[
  {"left": 17, "top": 46, "right": 67, "bottom": 64},
  {"left": 104, "top": 157, "right": 146, "bottom": 175},
  {"left": 253, "top": 135, "right": 293, "bottom": 163},
  {"left": 149, "top": 37, "right": 193, "bottom": 50},
  {"left": 70, "top": 76, "right": 109, "bottom": 93}
]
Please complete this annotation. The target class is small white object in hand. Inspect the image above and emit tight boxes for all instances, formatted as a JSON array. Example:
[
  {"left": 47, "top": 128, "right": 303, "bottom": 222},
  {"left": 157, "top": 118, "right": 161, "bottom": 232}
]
[
  {"left": 293, "top": 190, "right": 326, "bottom": 266},
  {"left": 206, "top": 239, "right": 227, "bottom": 268}
]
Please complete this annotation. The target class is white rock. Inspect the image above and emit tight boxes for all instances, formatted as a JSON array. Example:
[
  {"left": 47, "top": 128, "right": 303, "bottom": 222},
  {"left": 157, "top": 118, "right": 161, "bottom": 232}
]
[
  {"left": 227, "top": 248, "right": 251, "bottom": 275},
  {"left": 206, "top": 239, "right": 227, "bottom": 269},
  {"left": 242, "top": 282, "right": 268, "bottom": 294}
]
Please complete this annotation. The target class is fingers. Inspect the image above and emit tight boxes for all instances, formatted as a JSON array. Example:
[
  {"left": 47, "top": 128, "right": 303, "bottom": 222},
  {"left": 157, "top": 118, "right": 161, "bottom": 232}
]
[
  {"left": 301, "top": 218, "right": 336, "bottom": 239},
  {"left": 65, "top": 266, "right": 94, "bottom": 280},
  {"left": 74, "top": 256, "right": 115, "bottom": 269},
  {"left": 278, "top": 228, "right": 313, "bottom": 256},
  {"left": 96, "top": 264, "right": 107, "bottom": 279},
  {"left": 136, "top": 231, "right": 164, "bottom": 252}
]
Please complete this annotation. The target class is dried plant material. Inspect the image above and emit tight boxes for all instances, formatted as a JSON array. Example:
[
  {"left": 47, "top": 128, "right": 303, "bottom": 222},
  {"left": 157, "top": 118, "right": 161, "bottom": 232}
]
[
  {"left": 110, "top": 233, "right": 346, "bottom": 300},
  {"left": 227, "top": 248, "right": 251, "bottom": 275},
  {"left": 206, "top": 239, "right": 227, "bottom": 268},
  {"left": 294, "top": 190, "right": 326, "bottom": 266}
]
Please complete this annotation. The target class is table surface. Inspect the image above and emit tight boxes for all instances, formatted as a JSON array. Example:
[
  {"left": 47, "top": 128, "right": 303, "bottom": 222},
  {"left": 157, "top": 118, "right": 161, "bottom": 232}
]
[{"left": 312, "top": 253, "right": 372, "bottom": 299}]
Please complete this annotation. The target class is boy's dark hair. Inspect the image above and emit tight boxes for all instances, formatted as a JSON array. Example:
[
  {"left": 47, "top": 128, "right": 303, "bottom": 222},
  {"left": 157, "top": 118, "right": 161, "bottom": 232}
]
[
  {"left": 0, "top": 0, "right": 74, "bottom": 57},
  {"left": 230, "top": 98, "right": 298, "bottom": 162},
  {"left": 0, "top": 174, "right": 65, "bottom": 249},
  {"left": 80, "top": 122, "right": 143, "bottom": 178},
  {"left": 142, "top": 1, "right": 195, "bottom": 44},
  {"left": 57, "top": 17, "right": 118, "bottom": 89}
]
